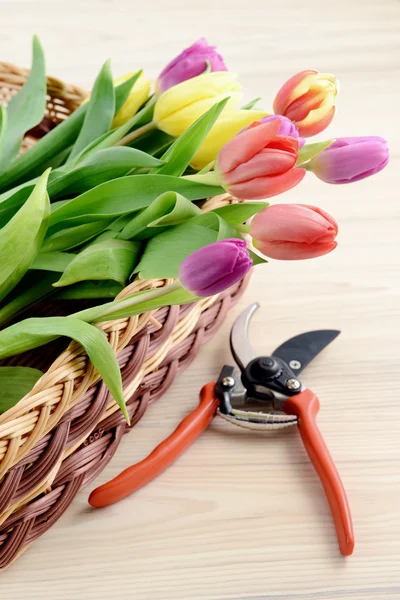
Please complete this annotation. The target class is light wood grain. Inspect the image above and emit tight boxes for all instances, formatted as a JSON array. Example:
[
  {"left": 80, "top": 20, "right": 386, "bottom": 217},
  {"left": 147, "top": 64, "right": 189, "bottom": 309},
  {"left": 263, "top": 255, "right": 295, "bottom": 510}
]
[{"left": 0, "top": 0, "right": 399, "bottom": 597}]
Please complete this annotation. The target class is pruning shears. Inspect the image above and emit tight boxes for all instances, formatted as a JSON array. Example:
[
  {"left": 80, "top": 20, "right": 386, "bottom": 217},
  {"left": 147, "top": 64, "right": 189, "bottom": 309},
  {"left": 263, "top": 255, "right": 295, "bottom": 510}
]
[{"left": 89, "top": 303, "right": 355, "bottom": 556}]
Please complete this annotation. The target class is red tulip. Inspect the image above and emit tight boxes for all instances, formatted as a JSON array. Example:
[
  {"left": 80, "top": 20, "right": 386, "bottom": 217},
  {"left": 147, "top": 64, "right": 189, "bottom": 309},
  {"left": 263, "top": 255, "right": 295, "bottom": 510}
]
[
  {"left": 216, "top": 119, "right": 306, "bottom": 200},
  {"left": 251, "top": 204, "right": 338, "bottom": 260}
]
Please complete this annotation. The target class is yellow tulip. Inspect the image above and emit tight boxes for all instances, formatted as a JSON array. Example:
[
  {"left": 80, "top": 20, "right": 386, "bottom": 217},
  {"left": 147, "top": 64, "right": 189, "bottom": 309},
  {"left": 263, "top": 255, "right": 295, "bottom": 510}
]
[
  {"left": 190, "top": 108, "right": 268, "bottom": 171},
  {"left": 112, "top": 71, "right": 152, "bottom": 127},
  {"left": 154, "top": 72, "right": 243, "bottom": 137}
]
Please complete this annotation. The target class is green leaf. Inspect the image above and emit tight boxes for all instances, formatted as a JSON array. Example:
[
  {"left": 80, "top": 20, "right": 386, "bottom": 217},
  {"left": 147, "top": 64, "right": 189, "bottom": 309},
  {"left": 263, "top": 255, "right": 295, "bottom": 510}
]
[
  {"left": 49, "top": 175, "right": 224, "bottom": 227},
  {"left": 56, "top": 280, "right": 123, "bottom": 300},
  {"left": 53, "top": 239, "right": 142, "bottom": 287},
  {"left": 0, "top": 181, "right": 36, "bottom": 227},
  {"left": 0, "top": 169, "right": 50, "bottom": 301},
  {"left": 211, "top": 202, "right": 268, "bottom": 225},
  {"left": 296, "top": 140, "right": 335, "bottom": 166},
  {"left": 31, "top": 251, "right": 74, "bottom": 272},
  {"left": 87, "top": 230, "right": 119, "bottom": 245},
  {"left": 248, "top": 248, "right": 268, "bottom": 266},
  {"left": 0, "top": 317, "right": 129, "bottom": 422},
  {"left": 0, "top": 76, "right": 140, "bottom": 192},
  {"left": 242, "top": 97, "right": 262, "bottom": 110},
  {"left": 68, "top": 60, "right": 115, "bottom": 160},
  {"left": 153, "top": 98, "right": 229, "bottom": 177},
  {"left": 0, "top": 105, "right": 7, "bottom": 156},
  {"left": 113, "top": 72, "right": 143, "bottom": 115},
  {"left": 119, "top": 191, "right": 202, "bottom": 240},
  {"left": 133, "top": 129, "right": 174, "bottom": 157},
  {"left": 41, "top": 220, "right": 112, "bottom": 252},
  {"left": 0, "top": 36, "right": 46, "bottom": 171},
  {"left": 0, "top": 271, "right": 58, "bottom": 327},
  {"left": 136, "top": 224, "right": 216, "bottom": 279},
  {"left": 48, "top": 147, "right": 163, "bottom": 198},
  {"left": 0, "top": 367, "right": 43, "bottom": 414},
  {"left": 135, "top": 212, "right": 237, "bottom": 279},
  {"left": 77, "top": 95, "right": 156, "bottom": 161}
]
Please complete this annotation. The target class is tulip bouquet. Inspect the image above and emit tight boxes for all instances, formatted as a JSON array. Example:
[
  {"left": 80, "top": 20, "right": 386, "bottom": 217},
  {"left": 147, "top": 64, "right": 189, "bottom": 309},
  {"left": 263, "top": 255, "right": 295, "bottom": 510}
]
[{"left": 0, "top": 37, "right": 388, "bottom": 419}]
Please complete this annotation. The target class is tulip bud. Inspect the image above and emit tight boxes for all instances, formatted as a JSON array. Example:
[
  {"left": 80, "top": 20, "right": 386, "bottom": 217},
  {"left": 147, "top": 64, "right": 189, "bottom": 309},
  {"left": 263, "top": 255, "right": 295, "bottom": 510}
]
[
  {"left": 190, "top": 108, "right": 268, "bottom": 171},
  {"left": 179, "top": 239, "right": 252, "bottom": 296},
  {"left": 112, "top": 71, "right": 152, "bottom": 128},
  {"left": 308, "top": 136, "right": 389, "bottom": 184},
  {"left": 154, "top": 72, "right": 242, "bottom": 137},
  {"left": 156, "top": 38, "right": 227, "bottom": 94},
  {"left": 273, "top": 70, "right": 339, "bottom": 137},
  {"left": 251, "top": 204, "right": 338, "bottom": 260},
  {"left": 260, "top": 115, "right": 305, "bottom": 148},
  {"left": 216, "top": 119, "right": 306, "bottom": 200}
]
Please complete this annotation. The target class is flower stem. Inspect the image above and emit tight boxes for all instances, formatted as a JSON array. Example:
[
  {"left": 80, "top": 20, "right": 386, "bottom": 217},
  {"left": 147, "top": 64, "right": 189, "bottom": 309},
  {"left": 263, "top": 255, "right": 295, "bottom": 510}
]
[
  {"left": 183, "top": 171, "right": 222, "bottom": 187},
  {"left": 115, "top": 121, "right": 157, "bottom": 147},
  {"left": 235, "top": 224, "right": 251, "bottom": 234},
  {"left": 73, "top": 280, "right": 183, "bottom": 323}
]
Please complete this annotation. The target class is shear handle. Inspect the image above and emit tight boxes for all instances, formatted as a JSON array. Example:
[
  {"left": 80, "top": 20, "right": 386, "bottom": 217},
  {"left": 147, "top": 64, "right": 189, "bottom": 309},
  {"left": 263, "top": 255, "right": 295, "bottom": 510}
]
[
  {"left": 283, "top": 389, "right": 355, "bottom": 556},
  {"left": 89, "top": 383, "right": 219, "bottom": 508}
]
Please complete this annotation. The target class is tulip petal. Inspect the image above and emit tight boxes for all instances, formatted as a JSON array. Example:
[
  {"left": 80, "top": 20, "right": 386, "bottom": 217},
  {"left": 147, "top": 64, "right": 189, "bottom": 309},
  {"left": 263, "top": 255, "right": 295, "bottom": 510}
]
[
  {"left": 157, "top": 93, "right": 242, "bottom": 137},
  {"left": 296, "top": 105, "right": 335, "bottom": 137},
  {"left": 227, "top": 167, "right": 306, "bottom": 200},
  {"left": 189, "top": 109, "right": 268, "bottom": 170},
  {"left": 223, "top": 148, "right": 297, "bottom": 184},
  {"left": 179, "top": 238, "right": 251, "bottom": 296},
  {"left": 284, "top": 89, "right": 327, "bottom": 122},
  {"left": 311, "top": 137, "right": 389, "bottom": 182},
  {"left": 273, "top": 70, "right": 318, "bottom": 114},
  {"left": 217, "top": 120, "right": 282, "bottom": 173},
  {"left": 255, "top": 240, "right": 337, "bottom": 260},
  {"left": 154, "top": 72, "right": 241, "bottom": 123},
  {"left": 251, "top": 202, "right": 337, "bottom": 244},
  {"left": 157, "top": 38, "right": 228, "bottom": 94}
]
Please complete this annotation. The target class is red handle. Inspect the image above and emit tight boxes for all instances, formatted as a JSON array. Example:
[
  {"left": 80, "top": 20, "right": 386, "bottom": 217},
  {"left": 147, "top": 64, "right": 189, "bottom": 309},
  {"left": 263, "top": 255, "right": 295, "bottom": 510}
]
[
  {"left": 89, "top": 382, "right": 219, "bottom": 508},
  {"left": 284, "top": 389, "right": 355, "bottom": 556}
]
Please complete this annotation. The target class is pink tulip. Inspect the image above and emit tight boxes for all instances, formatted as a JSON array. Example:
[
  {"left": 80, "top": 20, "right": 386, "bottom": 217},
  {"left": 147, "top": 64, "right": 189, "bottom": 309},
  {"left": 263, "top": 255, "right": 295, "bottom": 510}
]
[
  {"left": 273, "top": 70, "right": 338, "bottom": 137},
  {"left": 309, "top": 136, "right": 389, "bottom": 183},
  {"left": 216, "top": 119, "right": 306, "bottom": 200},
  {"left": 251, "top": 204, "right": 338, "bottom": 260}
]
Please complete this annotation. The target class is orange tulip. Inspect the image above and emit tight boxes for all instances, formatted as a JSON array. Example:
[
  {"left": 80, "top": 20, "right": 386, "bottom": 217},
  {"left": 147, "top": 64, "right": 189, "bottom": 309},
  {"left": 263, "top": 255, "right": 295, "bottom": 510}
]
[{"left": 273, "top": 70, "right": 338, "bottom": 137}]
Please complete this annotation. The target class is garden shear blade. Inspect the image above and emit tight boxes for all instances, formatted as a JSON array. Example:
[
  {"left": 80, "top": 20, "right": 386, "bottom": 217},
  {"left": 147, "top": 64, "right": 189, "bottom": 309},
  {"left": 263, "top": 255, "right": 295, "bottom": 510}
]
[{"left": 89, "top": 303, "right": 355, "bottom": 557}]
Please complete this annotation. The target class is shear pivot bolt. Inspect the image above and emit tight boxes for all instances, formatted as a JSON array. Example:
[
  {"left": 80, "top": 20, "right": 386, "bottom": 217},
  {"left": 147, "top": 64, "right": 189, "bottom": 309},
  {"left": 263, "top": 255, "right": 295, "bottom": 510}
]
[
  {"left": 289, "top": 360, "right": 301, "bottom": 370},
  {"left": 221, "top": 376, "right": 235, "bottom": 388},
  {"left": 286, "top": 378, "right": 301, "bottom": 390}
]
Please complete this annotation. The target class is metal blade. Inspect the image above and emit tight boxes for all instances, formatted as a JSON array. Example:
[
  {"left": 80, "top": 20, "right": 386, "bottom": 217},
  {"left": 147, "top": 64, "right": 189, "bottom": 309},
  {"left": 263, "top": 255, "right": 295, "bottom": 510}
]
[
  {"left": 230, "top": 302, "right": 259, "bottom": 372},
  {"left": 271, "top": 330, "right": 340, "bottom": 375}
]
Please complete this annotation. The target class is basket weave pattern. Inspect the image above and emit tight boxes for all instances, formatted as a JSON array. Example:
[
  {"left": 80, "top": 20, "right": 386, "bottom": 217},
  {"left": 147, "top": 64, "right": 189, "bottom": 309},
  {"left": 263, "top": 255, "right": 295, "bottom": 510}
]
[{"left": 0, "top": 63, "right": 248, "bottom": 570}]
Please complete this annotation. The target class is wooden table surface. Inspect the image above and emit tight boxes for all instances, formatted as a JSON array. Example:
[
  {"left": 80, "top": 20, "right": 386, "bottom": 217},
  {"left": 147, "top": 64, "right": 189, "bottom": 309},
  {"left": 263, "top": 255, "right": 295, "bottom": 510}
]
[{"left": 0, "top": 1, "right": 399, "bottom": 598}]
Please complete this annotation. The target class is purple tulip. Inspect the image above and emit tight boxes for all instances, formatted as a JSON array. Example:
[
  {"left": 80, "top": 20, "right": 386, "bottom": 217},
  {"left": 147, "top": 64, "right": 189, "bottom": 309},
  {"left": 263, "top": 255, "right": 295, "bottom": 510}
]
[
  {"left": 179, "top": 239, "right": 252, "bottom": 297},
  {"left": 309, "top": 136, "right": 389, "bottom": 184},
  {"left": 156, "top": 38, "right": 228, "bottom": 94},
  {"left": 260, "top": 115, "right": 305, "bottom": 148}
]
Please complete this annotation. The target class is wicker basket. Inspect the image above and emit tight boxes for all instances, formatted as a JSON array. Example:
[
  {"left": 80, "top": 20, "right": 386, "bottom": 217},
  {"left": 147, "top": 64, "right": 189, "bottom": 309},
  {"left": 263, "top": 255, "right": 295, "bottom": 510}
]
[{"left": 0, "top": 63, "right": 248, "bottom": 570}]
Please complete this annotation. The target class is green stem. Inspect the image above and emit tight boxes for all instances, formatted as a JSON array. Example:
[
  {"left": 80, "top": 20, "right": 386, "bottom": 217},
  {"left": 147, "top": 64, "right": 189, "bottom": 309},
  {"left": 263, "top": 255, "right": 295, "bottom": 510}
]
[
  {"left": 235, "top": 224, "right": 251, "bottom": 234},
  {"left": 115, "top": 121, "right": 157, "bottom": 147},
  {"left": 73, "top": 280, "right": 182, "bottom": 323},
  {"left": 183, "top": 171, "right": 222, "bottom": 187}
]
